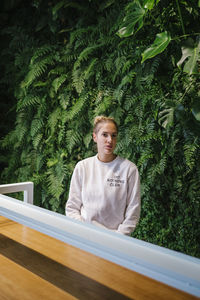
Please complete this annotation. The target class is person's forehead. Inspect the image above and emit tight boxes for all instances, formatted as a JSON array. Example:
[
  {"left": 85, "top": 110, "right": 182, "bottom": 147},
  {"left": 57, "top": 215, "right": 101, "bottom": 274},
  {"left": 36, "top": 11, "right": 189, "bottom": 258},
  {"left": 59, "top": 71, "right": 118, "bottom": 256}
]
[{"left": 99, "top": 122, "right": 117, "bottom": 132}]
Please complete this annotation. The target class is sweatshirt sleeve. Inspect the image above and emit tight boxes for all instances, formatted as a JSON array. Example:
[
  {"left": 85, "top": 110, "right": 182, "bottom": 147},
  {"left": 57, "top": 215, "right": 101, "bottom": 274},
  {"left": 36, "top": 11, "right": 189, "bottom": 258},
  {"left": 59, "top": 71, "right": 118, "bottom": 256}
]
[
  {"left": 117, "top": 166, "right": 141, "bottom": 236},
  {"left": 65, "top": 163, "right": 83, "bottom": 222}
]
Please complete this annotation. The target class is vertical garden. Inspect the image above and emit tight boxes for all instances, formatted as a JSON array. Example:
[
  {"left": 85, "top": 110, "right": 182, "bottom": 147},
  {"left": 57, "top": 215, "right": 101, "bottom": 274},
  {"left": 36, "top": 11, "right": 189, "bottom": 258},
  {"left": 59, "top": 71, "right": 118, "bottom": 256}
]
[{"left": 0, "top": 0, "right": 200, "bottom": 257}]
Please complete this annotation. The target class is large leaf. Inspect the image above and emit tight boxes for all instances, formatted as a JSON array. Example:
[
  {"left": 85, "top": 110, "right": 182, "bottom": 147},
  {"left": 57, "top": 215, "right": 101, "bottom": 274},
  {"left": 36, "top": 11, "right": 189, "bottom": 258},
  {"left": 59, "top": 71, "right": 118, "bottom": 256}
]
[
  {"left": 143, "top": 0, "right": 160, "bottom": 10},
  {"left": 117, "top": 0, "right": 160, "bottom": 38},
  {"left": 52, "top": 1, "right": 65, "bottom": 17},
  {"left": 158, "top": 100, "right": 177, "bottom": 129},
  {"left": 158, "top": 107, "right": 175, "bottom": 129},
  {"left": 141, "top": 31, "right": 171, "bottom": 63},
  {"left": 177, "top": 38, "right": 200, "bottom": 75},
  {"left": 117, "top": 1, "right": 145, "bottom": 38},
  {"left": 192, "top": 100, "right": 200, "bottom": 121}
]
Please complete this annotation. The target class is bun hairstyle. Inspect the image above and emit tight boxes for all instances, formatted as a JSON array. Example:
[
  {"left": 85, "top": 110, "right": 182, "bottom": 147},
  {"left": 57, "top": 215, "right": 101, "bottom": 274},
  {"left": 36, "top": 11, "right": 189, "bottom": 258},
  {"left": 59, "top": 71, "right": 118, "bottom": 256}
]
[{"left": 93, "top": 116, "right": 118, "bottom": 133}]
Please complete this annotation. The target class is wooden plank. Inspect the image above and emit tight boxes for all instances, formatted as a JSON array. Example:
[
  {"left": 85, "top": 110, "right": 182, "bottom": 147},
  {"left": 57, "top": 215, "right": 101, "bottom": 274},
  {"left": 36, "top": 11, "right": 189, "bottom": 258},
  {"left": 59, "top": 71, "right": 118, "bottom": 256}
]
[
  {"left": 0, "top": 216, "right": 198, "bottom": 300},
  {"left": 0, "top": 233, "right": 129, "bottom": 299},
  {"left": 0, "top": 254, "right": 76, "bottom": 300}
]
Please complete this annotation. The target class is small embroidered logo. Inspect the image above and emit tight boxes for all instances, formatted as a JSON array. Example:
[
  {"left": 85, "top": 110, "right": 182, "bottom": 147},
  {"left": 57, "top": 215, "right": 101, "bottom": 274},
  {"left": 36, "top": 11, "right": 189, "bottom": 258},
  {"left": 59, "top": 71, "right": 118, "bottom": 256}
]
[{"left": 107, "top": 175, "right": 125, "bottom": 187}]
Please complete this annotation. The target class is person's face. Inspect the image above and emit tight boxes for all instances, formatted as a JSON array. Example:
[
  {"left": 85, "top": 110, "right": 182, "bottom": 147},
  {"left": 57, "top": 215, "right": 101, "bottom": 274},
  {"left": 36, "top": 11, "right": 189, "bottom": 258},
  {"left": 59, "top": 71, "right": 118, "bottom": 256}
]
[{"left": 93, "top": 121, "right": 117, "bottom": 159}]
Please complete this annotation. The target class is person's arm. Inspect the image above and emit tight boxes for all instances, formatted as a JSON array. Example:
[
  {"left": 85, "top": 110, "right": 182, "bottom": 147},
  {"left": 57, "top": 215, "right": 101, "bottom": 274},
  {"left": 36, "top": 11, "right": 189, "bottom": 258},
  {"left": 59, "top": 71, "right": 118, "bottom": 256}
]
[
  {"left": 117, "top": 167, "right": 141, "bottom": 236},
  {"left": 65, "top": 163, "right": 83, "bottom": 222}
]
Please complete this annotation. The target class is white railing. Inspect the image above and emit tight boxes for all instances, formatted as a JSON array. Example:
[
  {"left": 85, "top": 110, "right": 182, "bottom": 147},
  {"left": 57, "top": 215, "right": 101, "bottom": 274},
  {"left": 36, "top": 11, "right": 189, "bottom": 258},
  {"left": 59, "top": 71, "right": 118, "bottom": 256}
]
[
  {"left": 0, "top": 192, "right": 200, "bottom": 297},
  {"left": 0, "top": 182, "right": 33, "bottom": 204}
]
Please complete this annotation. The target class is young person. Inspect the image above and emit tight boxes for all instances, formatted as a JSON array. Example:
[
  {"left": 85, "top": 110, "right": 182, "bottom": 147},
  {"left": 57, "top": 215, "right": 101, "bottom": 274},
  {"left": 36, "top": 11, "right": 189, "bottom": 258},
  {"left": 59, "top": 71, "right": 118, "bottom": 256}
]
[{"left": 65, "top": 116, "right": 141, "bottom": 235}]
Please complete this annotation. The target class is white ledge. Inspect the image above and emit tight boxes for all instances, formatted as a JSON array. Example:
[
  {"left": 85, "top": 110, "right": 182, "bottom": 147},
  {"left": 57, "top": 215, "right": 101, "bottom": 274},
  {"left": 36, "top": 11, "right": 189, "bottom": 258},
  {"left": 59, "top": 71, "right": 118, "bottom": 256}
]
[{"left": 0, "top": 194, "right": 200, "bottom": 297}]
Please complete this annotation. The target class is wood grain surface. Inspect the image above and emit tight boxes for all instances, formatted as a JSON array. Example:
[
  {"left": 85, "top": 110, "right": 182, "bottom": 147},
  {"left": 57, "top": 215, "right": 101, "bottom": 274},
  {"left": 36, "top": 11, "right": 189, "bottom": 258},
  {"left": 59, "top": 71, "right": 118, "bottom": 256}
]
[{"left": 0, "top": 215, "right": 198, "bottom": 300}]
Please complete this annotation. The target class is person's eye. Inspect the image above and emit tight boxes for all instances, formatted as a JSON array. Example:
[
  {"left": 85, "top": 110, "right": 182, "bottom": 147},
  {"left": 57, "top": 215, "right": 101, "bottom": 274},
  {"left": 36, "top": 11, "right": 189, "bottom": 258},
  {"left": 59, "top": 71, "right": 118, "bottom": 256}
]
[
  {"left": 102, "top": 133, "right": 107, "bottom": 137},
  {"left": 112, "top": 134, "right": 117, "bottom": 138}
]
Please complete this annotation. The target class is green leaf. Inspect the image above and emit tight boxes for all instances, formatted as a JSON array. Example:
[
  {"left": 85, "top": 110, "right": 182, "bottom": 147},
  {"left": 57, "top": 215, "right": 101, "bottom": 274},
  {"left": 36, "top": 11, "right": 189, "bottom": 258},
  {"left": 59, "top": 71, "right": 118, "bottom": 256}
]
[
  {"left": 117, "top": 1, "right": 145, "bottom": 38},
  {"left": 177, "top": 38, "right": 200, "bottom": 75},
  {"left": 143, "top": 0, "right": 159, "bottom": 10},
  {"left": 47, "top": 158, "right": 58, "bottom": 168},
  {"left": 52, "top": 1, "right": 66, "bottom": 18},
  {"left": 52, "top": 74, "right": 67, "bottom": 93},
  {"left": 141, "top": 31, "right": 171, "bottom": 63},
  {"left": 99, "top": 0, "right": 115, "bottom": 11},
  {"left": 158, "top": 107, "right": 175, "bottom": 129},
  {"left": 192, "top": 101, "right": 200, "bottom": 121}
]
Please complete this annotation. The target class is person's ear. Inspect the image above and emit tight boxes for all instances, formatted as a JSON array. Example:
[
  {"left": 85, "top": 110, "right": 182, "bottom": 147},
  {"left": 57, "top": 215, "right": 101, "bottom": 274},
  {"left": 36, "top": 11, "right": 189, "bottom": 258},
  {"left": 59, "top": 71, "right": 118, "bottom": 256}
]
[{"left": 93, "top": 132, "right": 97, "bottom": 143}]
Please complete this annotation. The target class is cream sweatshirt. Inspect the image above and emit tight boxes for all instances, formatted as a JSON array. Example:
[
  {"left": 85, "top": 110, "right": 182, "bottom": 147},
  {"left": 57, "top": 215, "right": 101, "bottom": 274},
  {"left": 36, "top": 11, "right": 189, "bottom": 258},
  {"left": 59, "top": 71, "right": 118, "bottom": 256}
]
[{"left": 65, "top": 155, "right": 141, "bottom": 235}]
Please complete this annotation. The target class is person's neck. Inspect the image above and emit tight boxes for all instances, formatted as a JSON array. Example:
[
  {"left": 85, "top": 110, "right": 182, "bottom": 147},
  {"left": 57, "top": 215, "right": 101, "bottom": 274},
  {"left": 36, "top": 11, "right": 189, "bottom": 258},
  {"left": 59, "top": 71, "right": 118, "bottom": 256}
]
[{"left": 97, "top": 153, "right": 116, "bottom": 163}]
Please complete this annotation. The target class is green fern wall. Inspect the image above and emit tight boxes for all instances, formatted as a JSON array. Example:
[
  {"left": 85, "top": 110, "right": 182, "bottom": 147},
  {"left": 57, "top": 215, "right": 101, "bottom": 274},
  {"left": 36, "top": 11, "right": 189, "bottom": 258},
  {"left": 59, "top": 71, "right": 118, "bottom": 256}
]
[{"left": 0, "top": 0, "right": 200, "bottom": 257}]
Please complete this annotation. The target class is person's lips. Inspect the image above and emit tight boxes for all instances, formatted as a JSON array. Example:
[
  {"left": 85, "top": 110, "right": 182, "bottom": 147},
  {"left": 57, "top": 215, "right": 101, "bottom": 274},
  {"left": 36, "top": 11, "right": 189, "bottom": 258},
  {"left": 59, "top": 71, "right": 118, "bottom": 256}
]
[{"left": 105, "top": 145, "right": 112, "bottom": 149}]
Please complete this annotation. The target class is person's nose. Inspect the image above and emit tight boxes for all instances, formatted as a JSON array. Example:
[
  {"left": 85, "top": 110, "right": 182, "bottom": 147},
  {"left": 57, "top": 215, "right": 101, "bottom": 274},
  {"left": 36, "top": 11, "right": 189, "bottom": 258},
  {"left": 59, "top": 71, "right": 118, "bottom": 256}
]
[{"left": 107, "top": 135, "right": 112, "bottom": 143}]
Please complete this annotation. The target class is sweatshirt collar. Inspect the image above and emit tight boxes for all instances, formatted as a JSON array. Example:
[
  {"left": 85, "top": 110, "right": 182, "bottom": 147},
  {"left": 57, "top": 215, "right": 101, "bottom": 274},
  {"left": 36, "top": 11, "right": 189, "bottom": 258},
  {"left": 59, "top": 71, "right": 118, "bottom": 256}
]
[{"left": 95, "top": 154, "right": 119, "bottom": 165}]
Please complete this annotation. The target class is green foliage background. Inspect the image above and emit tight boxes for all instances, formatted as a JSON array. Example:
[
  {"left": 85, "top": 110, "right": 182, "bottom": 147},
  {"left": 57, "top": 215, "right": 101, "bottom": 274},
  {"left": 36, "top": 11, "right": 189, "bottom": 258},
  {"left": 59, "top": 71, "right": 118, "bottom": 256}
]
[{"left": 0, "top": 0, "right": 200, "bottom": 257}]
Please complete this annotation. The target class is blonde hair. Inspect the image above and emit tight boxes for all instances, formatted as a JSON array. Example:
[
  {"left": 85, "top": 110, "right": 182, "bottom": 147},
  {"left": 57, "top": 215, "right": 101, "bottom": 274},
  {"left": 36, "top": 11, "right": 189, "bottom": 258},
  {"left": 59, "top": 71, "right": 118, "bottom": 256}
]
[{"left": 93, "top": 116, "right": 118, "bottom": 133}]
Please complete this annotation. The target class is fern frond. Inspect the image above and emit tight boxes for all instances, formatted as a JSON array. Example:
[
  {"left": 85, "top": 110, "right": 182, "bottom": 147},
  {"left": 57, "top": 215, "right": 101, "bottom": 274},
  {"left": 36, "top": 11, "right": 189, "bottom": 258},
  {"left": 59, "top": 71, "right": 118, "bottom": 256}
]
[
  {"left": 124, "top": 94, "right": 138, "bottom": 111},
  {"left": 48, "top": 66, "right": 67, "bottom": 76},
  {"left": 146, "top": 121, "right": 156, "bottom": 133},
  {"left": 95, "top": 90, "right": 104, "bottom": 104},
  {"left": 59, "top": 93, "right": 71, "bottom": 110},
  {"left": 30, "top": 45, "right": 54, "bottom": 65},
  {"left": 94, "top": 95, "right": 114, "bottom": 116},
  {"left": 150, "top": 56, "right": 161, "bottom": 75},
  {"left": 47, "top": 173, "right": 63, "bottom": 204},
  {"left": 110, "top": 106, "right": 124, "bottom": 125},
  {"left": 47, "top": 154, "right": 67, "bottom": 203},
  {"left": 149, "top": 156, "right": 167, "bottom": 179},
  {"left": 83, "top": 132, "right": 92, "bottom": 148},
  {"left": 74, "top": 44, "right": 102, "bottom": 70},
  {"left": 113, "top": 88, "right": 124, "bottom": 102},
  {"left": 122, "top": 59, "right": 133, "bottom": 74},
  {"left": 21, "top": 54, "right": 55, "bottom": 88},
  {"left": 184, "top": 143, "right": 198, "bottom": 171},
  {"left": 14, "top": 48, "right": 30, "bottom": 68},
  {"left": 32, "top": 133, "right": 43, "bottom": 150},
  {"left": 115, "top": 127, "right": 135, "bottom": 153},
  {"left": 17, "top": 94, "right": 41, "bottom": 111},
  {"left": 137, "top": 153, "right": 153, "bottom": 167},
  {"left": 52, "top": 74, "right": 68, "bottom": 93},
  {"left": 58, "top": 124, "right": 66, "bottom": 145},
  {"left": 66, "top": 130, "right": 82, "bottom": 153},
  {"left": 68, "top": 94, "right": 88, "bottom": 120},
  {"left": 104, "top": 57, "right": 114, "bottom": 72},
  {"left": 30, "top": 150, "right": 45, "bottom": 173},
  {"left": 30, "top": 119, "right": 44, "bottom": 138},
  {"left": 140, "top": 57, "right": 161, "bottom": 86},
  {"left": 74, "top": 38, "right": 88, "bottom": 50},
  {"left": 116, "top": 70, "right": 136, "bottom": 89},
  {"left": 48, "top": 107, "right": 62, "bottom": 135},
  {"left": 70, "top": 27, "right": 94, "bottom": 45},
  {"left": 15, "top": 124, "right": 28, "bottom": 146},
  {"left": 84, "top": 58, "right": 98, "bottom": 80},
  {"left": 114, "top": 56, "right": 127, "bottom": 74},
  {"left": 1, "top": 130, "right": 17, "bottom": 148},
  {"left": 72, "top": 68, "right": 85, "bottom": 94},
  {"left": 62, "top": 51, "right": 77, "bottom": 63}
]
